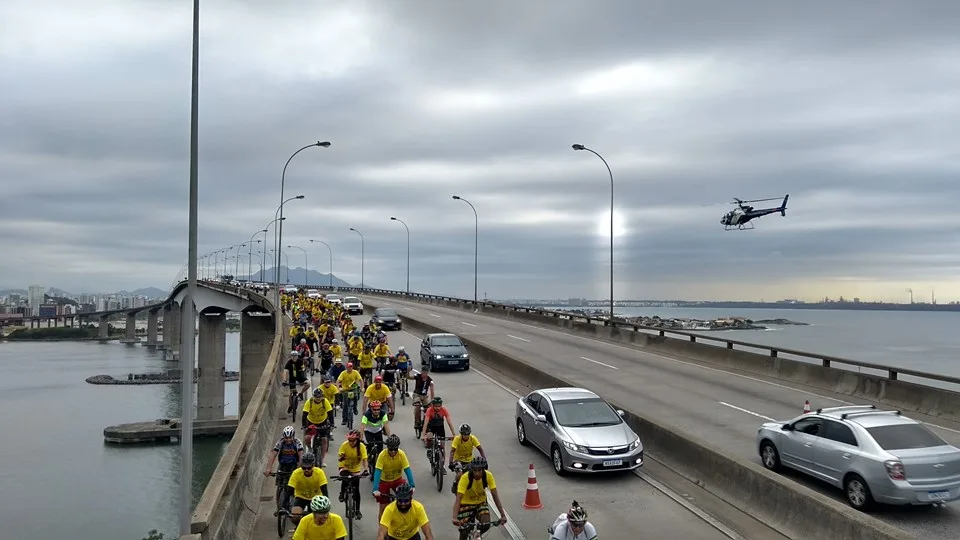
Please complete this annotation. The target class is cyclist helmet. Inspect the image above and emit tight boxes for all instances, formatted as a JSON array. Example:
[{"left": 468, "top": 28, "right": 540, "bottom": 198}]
[
  {"left": 288, "top": 350, "right": 299, "bottom": 357},
  {"left": 309, "top": 495, "right": 332, "bottom": 513},
  {"left": 470, "top": 456, "right": 487, "bottom": 470},
  {"left": 313, "top": 387, "right": 323, "bottom": 398},
  {"left": 300, "top": 338, "right": 307, "bottom": 343},
  {"left": 331, "top": 339, "right": 338, "bottom": 344},
  {"left": 394, "top": 483, "right": 414, "bottom": 501},
  {"left": 459, "top": 423, "right": 471, "bottom": 436},
  {"left": 301, "top": 452, "right": 316, "bottom": 466},
  {"left": 386, "top": 434, "right": 401, "bottom": 450},
  {"left": 282, "top": 426, "right": 296, "bottom": 438},
  {"left": 347, "top": 429, "right": 361, "bottom": 441},
  {"left": 432, "top": 396, "right": 443, "bottom": 405},
  {"left": 567, "top": 501, "right": 588, "bottom": 524},
  {"left": 322, "top": 375, "right": 332, "bottom": 383},
  {"left": 370, "top": 400, "right": 382, "bottom": 410},
  {"left": 398, "top": 346, "right": 405, "bottom": 352},
  {"left": 374, "top": 375, "right": 383, "bottom": 383},
  {"left": 346, "top": 362, "right": 354, "bottom": 369}
]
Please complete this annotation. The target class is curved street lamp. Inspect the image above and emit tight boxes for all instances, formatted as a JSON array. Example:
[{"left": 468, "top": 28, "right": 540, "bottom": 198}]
[
  {"left": 452, "top": 195, "right": 478, "bottom": 303},
  {"left": 287, "top": 245, "right": 308, "bottom": 286},
  {"left": 390, "top": 216, "right": 410, "bottom": 294},
  {"left": 273, "top": 195, "right": 305, "bottom": 286},
  {"left": 349, "top": 227, "right": 365, "bottom": 289},
  {"left": 572, "top": 144, "right": 615, "bottom": 321},
  {"left": 309, "top": 239, "right": 334, "bottom": 289}
]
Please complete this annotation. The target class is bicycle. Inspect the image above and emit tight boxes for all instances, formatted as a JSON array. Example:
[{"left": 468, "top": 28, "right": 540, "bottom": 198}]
[
  {"left": 268, "top": 470, "right": 295, "bottom": 537},
  {"left": 341, "top": 388, "right": 359, "bottom": 429},
  {"left": 303, "top": 424, "right": 328, "bottom": 460},
  {"left": 365, "top": 436, "right": 384, "bottom": 480},
  {"left": 398, "top": 373, "right": 408, "bottom": 406},
  {"left": 412, "top": 398, "right": 428, "bottom": 439},
  {"left": 426, "top": 436, "right": 454, "bottom": 491},
  {"left": 287, "top": 382, "right": 304, "bottom": 424},
  {"left": 332, "top": 471, "right": 369, "bottom": 539}
]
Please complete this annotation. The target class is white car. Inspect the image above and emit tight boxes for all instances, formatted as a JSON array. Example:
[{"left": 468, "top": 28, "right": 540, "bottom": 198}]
[
  {"left": 283, "top": 285, "right": 298, "bottom": 294},
  {"left": 306, "top": 289, "right": 322, "bottom": 299},
  {"left": 343, "top": 296, "right": 364, "bottom": 314},
  {"left": 325, "top": 294, "right": 342, "bottom": 305}
]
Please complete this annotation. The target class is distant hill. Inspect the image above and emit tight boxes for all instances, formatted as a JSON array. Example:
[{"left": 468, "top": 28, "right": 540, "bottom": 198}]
[
  {"left": 118, "top": 287, "right": 169, "bottom": 299},
  {"left": 239, "top": 267, "right": 355, "bottom": 288},
  {"left": 0, "top": 286, "right": 168, "bottom": 299}
]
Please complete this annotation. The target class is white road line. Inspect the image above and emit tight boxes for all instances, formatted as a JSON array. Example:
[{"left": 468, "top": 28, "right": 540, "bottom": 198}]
[
  {"left": 429, "top": 313, "right": 442, "bottom": 318},
  {"left": 403, "top": 307, "right": 414, "bottom": 311},
  {"left": 581, "top": 356, "right": 619, "bottom": 370},
  {"left": 719, "top": 401, "right": 776, "bottom": 422},
  {"left": 486, "top": 492, "right": 527, "bottom": 540},
  {"left": 506, "top": 334, "right": 530, "bottom": 342},
  {"left": 461, "top": 321, "right": 477, "bottom": 327},
  {"left": 633, "top": 470, "right": 743, "bottom": 540}
]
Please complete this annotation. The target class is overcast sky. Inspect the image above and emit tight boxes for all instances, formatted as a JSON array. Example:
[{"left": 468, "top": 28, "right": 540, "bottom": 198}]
[{"left": 3, "top": 1, "right": 960, "bottom": 302}]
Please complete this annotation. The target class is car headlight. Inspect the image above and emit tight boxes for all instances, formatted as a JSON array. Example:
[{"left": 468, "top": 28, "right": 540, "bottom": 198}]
[
  {"left": 562, "top": 441, "right": 587, "bottom": 453},
  {"left": 396, "top": 318, "right": 401, "bottom": 322},
  {"left": 629, "top": 436, "right": 641, "bottom": 450},
  {"left": 461, "top": 354, "right": 468, "bottom": 358},
  {"left": 435, "top": 354, "right": 442, "bottom": 359}
]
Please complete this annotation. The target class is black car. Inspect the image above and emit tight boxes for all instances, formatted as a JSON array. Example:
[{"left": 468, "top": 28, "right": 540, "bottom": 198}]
[
  {"left": 420, "top": 333, "right": 470, "bottom": 371},
  {"left": 372, "top": 307, "right": 402, "bottom": 330}
]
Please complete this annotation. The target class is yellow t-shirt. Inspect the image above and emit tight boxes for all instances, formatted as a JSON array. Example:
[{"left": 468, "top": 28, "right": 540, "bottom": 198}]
[
  {"left": 320, "top": 384, "right": 339, "bottom": 404},
  {"left": 292, "top": 512, "right": 347, "bottom": 540},
  {"left": 364, "top": 384, "right": 392, "bottom": 404},
  {"left": 358, "top": 351, "right": 375, "bottom": 369},
  {"left": 302, "top": 397, "right": 332, "bottom": 424},
  {"left": 451, "top": 434, "right": 482, "bottom": 463},
  {"left": 289, "top": 327, "right": 300, "bottom": 338},
  {"left": 337, "top": 370, "right": 362, "bottom": 393},
  {"left": 330, "top": 345, "right": 343, "bottom": 359},
  {"left": 348, "top": 339, "right": 363, "bottom": 356},
  {"left": 318, "top": 324, "right": 328, "bottom": 336},
  {"left": 375, "top": 448, "right": 410, "bottom": 482},
  {"left": 379, "top": 500, "right": 429, "bottom": 540},
  {"left": 337, "top": 440, "right": 368, "bottom": 473},
  {"left": 373, "top": 343, "right": 390, "bottom": 357},
  {"left": 287, "top": 467, "right": 328, "bottom": 500},
  {"left": 457, "top": 470, "right": 495, "bottom": 505}
]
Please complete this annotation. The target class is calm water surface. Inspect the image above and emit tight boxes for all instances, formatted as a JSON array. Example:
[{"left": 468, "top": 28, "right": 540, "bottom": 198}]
[{"left": 0, "top": 334, "right": 241, "bottom": 540}]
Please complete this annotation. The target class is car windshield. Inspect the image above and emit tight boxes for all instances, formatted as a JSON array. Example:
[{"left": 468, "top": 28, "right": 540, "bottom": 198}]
[
  {"left": 866, "top": 424, "right": 948, "bottom": 450},
  {"left": 377, "top": 309, "right": 397, "bottom": 317},
  {"left": 552, "top": 397, "right": 622, "bottom": 427},
  {"left": 431, "top": 336, "right": 462, "bottom": 347},
  {"left": 326, "top": 295, "right": 340, "bottom": 300},
  {"left": 344, "top": 297, "right": 359, "bottom": 303}
]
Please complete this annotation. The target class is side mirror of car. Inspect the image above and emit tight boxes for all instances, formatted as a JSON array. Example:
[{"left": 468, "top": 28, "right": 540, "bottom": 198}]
[
  {"left": 616, "top": 409, "right": 625, "bottom": 417},
  {"left": 781, "top": 423, "right": 793, "bottom": 431},
  {"left": 535, "top": 414, "right": 547, "bottom": 423}
]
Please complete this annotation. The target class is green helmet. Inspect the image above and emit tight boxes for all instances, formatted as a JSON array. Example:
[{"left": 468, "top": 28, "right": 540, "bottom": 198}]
[
  {"left": 432, "top": 396, "right": 443, "bottom": 405},
  {"left": 310, "top": 495, "right": 331, "bottom": 513}
]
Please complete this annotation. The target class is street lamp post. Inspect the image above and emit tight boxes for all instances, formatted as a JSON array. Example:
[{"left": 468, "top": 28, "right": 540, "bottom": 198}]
[
  {"left": 273, "top": 196, "right": 304, "bottom": 286},
  {"left": 451, "top": 195, "right": 478, "bottom": 303},
  {"left": 349, "top": 228, "right": 365, "bottom": 289},
  {"left": 309, "top": 239, "right": 334, "bottom": 289},
  {"left": 390, "top": 217, "right": 410, "bottom": 294},
  {"left": 276, "top": 141, "right": 330, "bottom": 298},
  {"left": 248, "top": 229, "right": 266, "bottom": 283},
  {"left": 287, "top": 245, "right": 308, "bottom": 286},
  {"left": 235, "top": 243, "right": 249, "bottom": 277},
  {"left": 572, "top": 144, "right": 616, "bottom": 321},
  {"left": 263, "top": 217, "right": 284, "bottom": 282}
]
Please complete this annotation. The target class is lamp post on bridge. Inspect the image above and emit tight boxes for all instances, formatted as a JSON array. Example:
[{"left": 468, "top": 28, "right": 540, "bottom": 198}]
[
  {"left": 451, "top": 195, "right": 478, "bottom": 303},
  {"left": 287, "top": 245, "right": 308, "bottom": 287},
  {"left": 390, "top": 216, "right": 411, "bottom": 294},
  {"left": 248, "top": 228, "right": 267, "bottom": 283},
  {"left": 273, "top": 196, "right": 304, "bottom": 296},
  {"left": 309, "top": 239, "right": 334, "bottom": 289},
  {"left": 572, "top": 143, "right": 616, "bottom": 321},
  {"left": 263, "top": 217, "right": 284, "bottom": 283},
  {"left": 349, "top": 228, "right": 365, "bottom": 289},
  {"left": 269, "top": 249, "right": 290, "bottom": 282}
]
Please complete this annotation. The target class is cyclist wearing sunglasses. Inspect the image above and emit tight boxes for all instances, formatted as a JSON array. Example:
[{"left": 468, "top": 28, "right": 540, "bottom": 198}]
[{"left": 548, "top": 501, "right": 597, "bottom": 540}]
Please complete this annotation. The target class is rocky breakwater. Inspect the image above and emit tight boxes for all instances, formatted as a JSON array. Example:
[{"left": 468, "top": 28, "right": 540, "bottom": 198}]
[
  {"left": 87, "top": 368, "right": 240, "bottom": 385},
  {"left": 559, "top": 309, "right": 807, "bottom": 331}
]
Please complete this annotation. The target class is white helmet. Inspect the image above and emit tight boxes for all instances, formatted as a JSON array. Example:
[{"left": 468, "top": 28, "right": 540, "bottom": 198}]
[
  {"left": 398, "top": 346, "right": 405, "bottom": 352},
  {"left": 282, "top": 426, "right": 296, "bottom": 438}
]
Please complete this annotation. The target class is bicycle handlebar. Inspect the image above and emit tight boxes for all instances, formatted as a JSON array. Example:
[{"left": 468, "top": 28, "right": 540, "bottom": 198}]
[{"left": 330, "top": 471, "right": 370, "bottom": 481}]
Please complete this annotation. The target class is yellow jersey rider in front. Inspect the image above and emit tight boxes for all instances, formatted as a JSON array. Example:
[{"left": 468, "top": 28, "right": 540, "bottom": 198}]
[
  {"left": 453, "top": 456, "right": 507, "bottom": 536},
  {"left": 448, "top": 423, "right": 486, "bottom": 493},
  {"left": 302, "top": 388, "right": 333, "bottom": 466},
  {"left": 376, "top": 483, "right": 434, "bottom": 540},
  {"left": 336, "top": 362, "right": 364, "bottom": 424},
  {"left": 371, "top": 434, "right": 415, "bottom": 520},
  {"left": 337, "top": 429, "right": 369, "bottom": 520},
  {"left": 285, "top": 452, "right": 329, "bottom": 524},
  {"left": 292, "top": 495, "right": 347, "bottom": 540}
]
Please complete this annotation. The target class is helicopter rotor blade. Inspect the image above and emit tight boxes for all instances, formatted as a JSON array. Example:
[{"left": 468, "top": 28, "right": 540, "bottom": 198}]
[{"left": 738, "top": 196, "right": 784, "bottom": 203}]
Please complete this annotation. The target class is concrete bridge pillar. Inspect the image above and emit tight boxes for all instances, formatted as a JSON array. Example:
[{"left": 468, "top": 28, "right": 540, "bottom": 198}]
[
  {"left": 197, "top": 312, "right": 226, "bottom": 421},
  {"left": 125, "top": 313, "right": 137, "bottom": 340},
  {"left": 163, "top": 303, "right": 182, "bottom": 354},
  {"left": 98, "top": 315, "right": 109, "bottom": 339},
  {"left": 240, "top": 312, "right": 274, "bottom": 417},
  {"left": 146, "top": 309, "right": 159, "bottom": 347}
]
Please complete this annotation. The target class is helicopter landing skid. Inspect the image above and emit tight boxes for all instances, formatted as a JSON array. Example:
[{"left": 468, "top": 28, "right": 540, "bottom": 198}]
[{"left": 724, "top": 223, "right": 755, "bottom": 231}]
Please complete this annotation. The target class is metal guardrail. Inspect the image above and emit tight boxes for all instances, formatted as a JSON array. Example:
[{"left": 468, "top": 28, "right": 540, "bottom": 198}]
[{"left": 301, "top": 284, "right": 960, "bottom": 388}]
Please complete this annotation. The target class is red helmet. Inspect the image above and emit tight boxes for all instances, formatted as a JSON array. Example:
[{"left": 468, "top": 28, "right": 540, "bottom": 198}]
[
  {"left": 346, "top": 362, "right": 354, "bottom": 369},
  {"left": 374, "top": 375, "right": 383, "bottom": 383},
  {"left": 370, "top": 400, "right": 382, "bottom": 410},
  {"left": 347, "top": 429, "right": 361, "bottom": 441}
]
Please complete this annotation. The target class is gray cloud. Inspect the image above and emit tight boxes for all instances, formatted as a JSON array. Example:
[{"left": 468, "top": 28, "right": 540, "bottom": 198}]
[{"left": 3, "top": 0, "right": 960, "bottom": 301}]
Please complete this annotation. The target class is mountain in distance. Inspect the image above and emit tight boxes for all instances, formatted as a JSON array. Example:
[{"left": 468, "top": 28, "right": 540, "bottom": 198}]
[
  {"left": 238, "top": 266, "right": 355, "bottom": 288},
  {"left": 0, "top": 286, "right": 169, "bottom": 299},
  {"left": 117, "top": 287, "right": 170, "bottom": 299}
]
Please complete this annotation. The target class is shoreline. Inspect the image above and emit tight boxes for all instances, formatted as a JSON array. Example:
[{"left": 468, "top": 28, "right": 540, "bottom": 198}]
[{"left": 558, "top": 309, "right": 810, "bottom": 331}]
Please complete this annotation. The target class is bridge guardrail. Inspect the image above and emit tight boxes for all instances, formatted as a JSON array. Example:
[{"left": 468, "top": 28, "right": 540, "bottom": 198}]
[{"left": 312, "top": 285, "right": 960, "bottom": 389}]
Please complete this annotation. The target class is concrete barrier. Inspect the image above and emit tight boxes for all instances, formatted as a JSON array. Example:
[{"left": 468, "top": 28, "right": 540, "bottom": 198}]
[
  {"left": 360, "top": 292, "right": 960, "bottom": 424},
  {"left": 180, "top": 286, "right": 286, "bottom": 540},
  {"left": 364, "top": 298, "right": 916, "bottom": 540}
]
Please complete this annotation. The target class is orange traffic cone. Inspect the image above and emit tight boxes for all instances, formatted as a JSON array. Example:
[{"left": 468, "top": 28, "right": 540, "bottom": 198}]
[
  {"left": 803, "top": 400, "right": 811, "bottom": 414},
  {"left": 522, "top": 463, "right": 543, "bottom": 509}
]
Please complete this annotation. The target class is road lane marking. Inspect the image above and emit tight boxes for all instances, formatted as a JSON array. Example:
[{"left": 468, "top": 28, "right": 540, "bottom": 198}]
[
  {"left": 486, "top": 492, "right": 527, "bottom": 540},
  {"left": 719, "top": 401, "right": 776, "bottom": 422},
  {"left": 506, "top": 334, "right": 530, "bottom": 342},
  {"left": 429, "top": 313, "right": 442, "bottom": 318},
  {"left": 403, "top": 307, "right": 414, "bottom": 311},
  {"left": 581, "top": 356, "right": 619, "bottom": 370},
  {"left": 461, "top": 321, "right": 477, "bottom": 327}
]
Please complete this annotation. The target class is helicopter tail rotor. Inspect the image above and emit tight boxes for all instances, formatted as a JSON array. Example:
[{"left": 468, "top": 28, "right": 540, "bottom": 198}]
[{"left": 779, "top": 194, "right": 789, "bottom": 216}]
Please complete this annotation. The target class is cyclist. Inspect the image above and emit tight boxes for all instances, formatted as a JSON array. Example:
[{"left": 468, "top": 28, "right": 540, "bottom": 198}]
[
  {"left": 336, "top": 362, "right": 364, "bottom": 425},
  {"left": 377, "top": 483, "right": 434, "bottom": 540},
  {"left": 548, "top": 501, "right": 597, "bottom": 540},
  {"left": 363, "top": 375, "right": 394, "bottom": 417},
  {"left": 360, "top": 400, "right": 391, "bottom": 474},
  {"left": 328, "top": 357, "right": 345, "bottom": 383},
  {"left": 337, "top": 429, "right": 369, "bottom": 520},
  {"left": 358, "top": 344, "right": 376, "bottom": 385},
  {"left": 292, "top": 495, "right": 347, "bottom": 540},
  {"left": 285, "top": 452, "right": 329, "bottom": 525},
  {"left": 373, "top": 340, "right": 391, "bottom": 371},
  {"left": 395, "top": 347, "right": 411, "bottom": 396},
  {"left": 380, "top": 356, "right": 399, "bottom": 412},
  {"left": 302, "top": 387, "right": 334, "bottom": 466},
  {"left": 452, "top": 457, "right": 507, "bottom": 539},
  {"left": 448, "top": 424, "right": 486, "bottom": 493},
  {"left": 318, "top": 342, "right": 334, "bottom": 375},
  {"left": 320, "top": 376, "right": 340, "bottom": 428},
  {"left": 372, "top": 434, "right": 416, "bottom": 521},
  {"left": 285, "top": 350, "right": 309, "bottom": 414},
  {"left": 409, "top": 368, "right": 435, "bottom": 433},
  {"left": 422, "top": 396, "right": 455, "bottom": 458},
  {"left": 264, "top": 425, "right": 304, "bottom": 502},
  {"left": 348, "top": 331, "right": 364, "bottom": 363},
  {"left": 329, "top": 339, "right": 343, "bottom": 362}
]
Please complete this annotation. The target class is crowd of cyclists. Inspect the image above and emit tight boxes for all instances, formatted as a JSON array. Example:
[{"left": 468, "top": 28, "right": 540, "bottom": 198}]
[{"left": 262, "top": 288, "right": 598, "bottom": 540}]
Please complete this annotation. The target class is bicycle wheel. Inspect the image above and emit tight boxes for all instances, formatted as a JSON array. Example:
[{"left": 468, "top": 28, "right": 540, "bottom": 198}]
[
  {"left": 435, "top": 453, "right": 444, "bottom": 492},
  {"left": 290, "top": 392, "right": 298, "bottom": 424},
  {"left": 276, "top": 509, "right": 286, "bottom": 537}
]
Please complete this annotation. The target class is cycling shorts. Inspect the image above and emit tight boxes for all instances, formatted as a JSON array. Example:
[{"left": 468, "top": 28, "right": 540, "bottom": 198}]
[
  {"left": 305, "top": 422, "right": 331, "bottom": 438},
  {"left": 426, "top": 423, "right": 445, "bottom": 438},
  {"left": 456, "top": 502, "right": 489, "bottom": 527},
  {"left": 375, "top": 477, "right": 407, "bottom": 505},
  {"left": 288, "top": 374, "right": 308, "bottom": 385}
]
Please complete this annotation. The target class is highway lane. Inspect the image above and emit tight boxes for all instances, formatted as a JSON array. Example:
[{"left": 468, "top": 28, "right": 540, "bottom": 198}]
[
  {"left": 365, "top": 294, "right": 960, "bottom": 539},
  {"left": 250, "top": 324, "right": 732, "bottom": 539}
]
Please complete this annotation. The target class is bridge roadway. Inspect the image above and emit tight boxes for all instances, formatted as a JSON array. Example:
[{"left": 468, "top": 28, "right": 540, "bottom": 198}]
[
  {"left": 364, "top": 294, "right": 960, "bottom": 540},
  {"left": 248, "top": 324, "right": 741, "bottom": 539}
]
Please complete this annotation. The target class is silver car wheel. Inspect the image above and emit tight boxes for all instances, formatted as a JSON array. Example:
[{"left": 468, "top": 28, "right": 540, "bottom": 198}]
[
  {"left": 551, "top": 446, "right": 564, "bottom": 475},
  {"left": 761, "top": 443, "right": 778, "bottom": 469},
  {"left": 516, "top": 420, "right": 526, "bottom": 445},
  {"left": 847, "top": 477, "right": 867, "bottom": 508}
]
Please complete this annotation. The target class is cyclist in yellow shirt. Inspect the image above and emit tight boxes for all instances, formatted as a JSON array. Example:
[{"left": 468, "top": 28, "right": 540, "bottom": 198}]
[
  {"left": 286, "top": 453, "right": 329, "bottom": 525},
  {"left": 372, "top": 434, "right": 416, "bottom": 520},
  {"left": 377, "top": 484, "right": 434, "bottom": 540},
  {"left": 347, "top": 333, "right": 364, "bottom": 363},
  {"left": 448, "top": 424, "right": 486, "bottom": 493},
  {"left": 363, "top": 375, "right": 394, "bottom": 417},
  {"left": 373, "top": 341, "right": 391, "bottom": 371},
  {"left": 292, "top": 495, "right": 347, "bottom": 540},
  {"left": 329, "top": 339, "right": 343, "bottom": 361},
  {"left": 336, "top": 429, "right": 369, "bottom": 520},
  {"left": 358, "top": 344, "right": 376, "bottom": 385},
  {"left": 337, "top": 363, "right": 364, "bottom": 425},
  {"left": 302, "top": 388, "right": 333, "bottom": 466},
  {"left": 453, "top": 457, "right": 507, "bottom": 538}
]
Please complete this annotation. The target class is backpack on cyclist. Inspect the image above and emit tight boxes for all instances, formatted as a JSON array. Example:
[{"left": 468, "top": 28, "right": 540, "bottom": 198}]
[{"left": 464, "top": 469, "right": 489, "bottom": 491}]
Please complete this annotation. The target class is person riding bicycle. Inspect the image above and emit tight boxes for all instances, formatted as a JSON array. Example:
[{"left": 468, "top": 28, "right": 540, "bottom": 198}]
[
  {"left": 452, "top": 457, "right": 507, "bottom": 538},
  {"left": 292, "top": 494, "right": 347, "bottom": 540},
  {"left": 302, "top": 388, "right": 334, "bottom": 466},
  {"left": 373, "top": 340, "right": 390, "bottom": 370},
  {"left": 409, "top": 368, "right": 435, "bottom": 432},
  {"left": 347, "top": 332, "right": 364, "bottom": 363},
  {"left": 372, "top": 434, "right": 416, "bottom": 521},
  {"left": 548, "top": 501, "right": 597, "bottom": 540},
  {"left": 318, "top": 342, "right": 334, "bottom": 375},
  {"left": 376, "top": 483, "right": 434, "bottom": 540},
  {"left": 380, "top": 356, "right": 399, "bottom": 407},
  {"left": 328, "top": 357, "right": 345, "bottom": 382},
  {"left": 363, "top": 375, "right": 394, "bottom": 417},
  {"left": 360, "top": 400, "right": 391, "bottom": 466},
  {"left": 449, "top": 423, "right": 486, "bottom": 493},
  {"left": 422, "top": 396, "right": 455, "bottom": 458},
  {"left": 358, "top": 344, "right": 376, "bottom": 384},
  {"left": 337, "top": 362, "right": 364, "bottom": 424},
  {"left": 285, "top": 452, "right": 329, "bottom": 524},
  {"left": 337, "top": 429, "right": 369, "bottom": 520},
  {"left": 320, "top": 376, "right": 341, "bottom": 421},
  {"left": 329, "top": 339, "right": 343, "bottom": 362},
  {"left": 395, "top": 346, "right": 411, "bottom": 385},
  {"left": 264, "top": 425, "right": 304, "bottom": 498},
  {"left": 360, "top": 323, "right": 373, "bottom": 343},
  {"left": 285, "top": 350, "right": 309, "bottom": 414}
]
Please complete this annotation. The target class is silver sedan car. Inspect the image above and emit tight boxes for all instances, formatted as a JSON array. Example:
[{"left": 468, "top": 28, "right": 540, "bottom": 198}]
[
  {"left": 756, "top": 405, "right": 960, "bottom": 510},
  {"left": 515, "top": 387, "right": 644, "bottom": 475}
]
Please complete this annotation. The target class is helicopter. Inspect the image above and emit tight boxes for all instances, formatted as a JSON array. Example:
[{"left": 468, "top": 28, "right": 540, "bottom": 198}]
[{"left": 720, "top": 194, "right": 789, "bottom": 230}]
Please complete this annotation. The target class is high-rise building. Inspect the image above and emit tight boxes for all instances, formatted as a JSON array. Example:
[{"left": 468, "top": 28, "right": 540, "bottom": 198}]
[{"left": 28, "top": 285, "right": 45, "bottom": 316}]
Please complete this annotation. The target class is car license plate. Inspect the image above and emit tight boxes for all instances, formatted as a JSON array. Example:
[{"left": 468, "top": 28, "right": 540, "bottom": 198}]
[
  {"left": 602, "top": 459, "right": 623, "bottom": 467},
  {"left": 929, "top": 490, "right": 950, "bottom": 500},
  {"left": 448, "top": 360, "right": 459, "bottom": 365}
]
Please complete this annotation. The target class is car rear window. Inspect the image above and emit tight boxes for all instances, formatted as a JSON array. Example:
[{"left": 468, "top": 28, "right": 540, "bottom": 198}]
[{"left": 866, "top": 424, "right": 948, "bottom": 450}]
